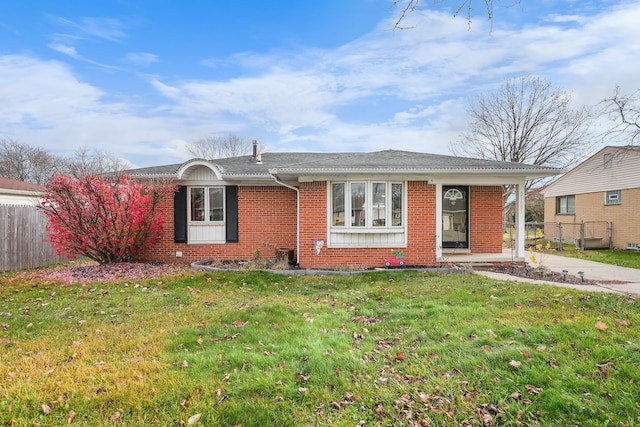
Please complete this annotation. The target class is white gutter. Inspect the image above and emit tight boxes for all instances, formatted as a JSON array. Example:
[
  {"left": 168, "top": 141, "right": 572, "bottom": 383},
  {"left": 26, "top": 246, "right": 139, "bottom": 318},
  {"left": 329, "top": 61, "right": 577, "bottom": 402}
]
[
  {"left": 0, "top": 189, "right": 43, "bottom": 197},
  {"left": 271, "top": 175, "right": 300, "bottom": 265}
]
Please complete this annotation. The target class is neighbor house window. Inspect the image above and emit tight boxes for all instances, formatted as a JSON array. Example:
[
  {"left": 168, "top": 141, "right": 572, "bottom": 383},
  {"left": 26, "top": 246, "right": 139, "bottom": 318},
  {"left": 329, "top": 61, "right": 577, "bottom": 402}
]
[
  {"left": 190, "top": 187, "right": 224, "bottom": 222},
  {"left": 556, "top": 195, "right": 575, "bottom": 214},
  {"left": 605, "top": 190, "right": 621, "bottom": 205},
  {"left": 331, "top": 181, "right": 403, "bottom": 229}
]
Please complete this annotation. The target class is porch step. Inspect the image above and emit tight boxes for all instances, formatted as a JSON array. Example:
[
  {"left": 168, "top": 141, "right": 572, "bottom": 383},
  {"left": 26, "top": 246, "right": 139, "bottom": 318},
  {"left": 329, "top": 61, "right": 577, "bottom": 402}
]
[{"left": 455, "top": 262, "right": 495, "bottom": 271}]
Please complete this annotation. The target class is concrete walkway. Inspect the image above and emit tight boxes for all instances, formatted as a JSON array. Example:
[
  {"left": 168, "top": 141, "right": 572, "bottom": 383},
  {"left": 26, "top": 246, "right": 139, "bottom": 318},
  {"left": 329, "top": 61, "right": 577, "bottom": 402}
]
[{"left": 477, "top": 251, "right": 640, "bottom": 296}]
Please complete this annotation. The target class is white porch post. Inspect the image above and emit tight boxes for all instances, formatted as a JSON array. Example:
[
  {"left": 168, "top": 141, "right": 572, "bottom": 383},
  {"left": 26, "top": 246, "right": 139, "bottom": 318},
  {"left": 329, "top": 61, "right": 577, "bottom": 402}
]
[
  {"left": 515, "top": 180, "right": 526, "bottom": 258},
  {"left": 435, "top": 183, "right": 442, "bottom": 260}
]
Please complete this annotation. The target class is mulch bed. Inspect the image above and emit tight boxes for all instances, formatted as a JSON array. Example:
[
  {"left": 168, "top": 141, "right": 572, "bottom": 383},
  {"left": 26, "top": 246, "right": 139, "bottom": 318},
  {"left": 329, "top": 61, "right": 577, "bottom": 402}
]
[
  {"left": 8, "top": 261, "right": 190, "bottom": 285},
  {"left": 8, "top": 260, "right": 614, "bottom": 287},
  {"left": 490, "top": 265, "right": 599, "bottom": 286}
]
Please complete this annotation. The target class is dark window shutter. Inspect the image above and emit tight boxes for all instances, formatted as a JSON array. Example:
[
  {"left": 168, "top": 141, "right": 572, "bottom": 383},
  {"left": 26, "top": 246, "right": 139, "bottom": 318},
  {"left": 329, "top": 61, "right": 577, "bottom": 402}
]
[
  {"left": 174, "top": 186, "right": 187, "bottom": 243},
  {"left": 225, "top": 185, "right": 239, "bottom": 243}
]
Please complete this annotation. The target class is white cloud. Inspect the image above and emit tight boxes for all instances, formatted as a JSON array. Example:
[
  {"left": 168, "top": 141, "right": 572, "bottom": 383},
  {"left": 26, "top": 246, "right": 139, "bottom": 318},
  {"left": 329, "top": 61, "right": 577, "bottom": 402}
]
[
  {"left": 124, "top": 52, "right": 159, "bottom": 67},
  {"left": 0, "top": 55, "right": 193, "bottom": 165},
  {"left": 47, "top": 42, "right": 80, "bottom": 58},
  {"left": 48, "top": 40, "right": 121, "bottom": 69},
  {"left": 45, "top": 15, "right": 127, "bottom": 70},
  {"left": 47, "top": 15, "right": 126, "bottom": 42},
  {"left": 2, "top": 2, "right": 640, "bottom": 167}
]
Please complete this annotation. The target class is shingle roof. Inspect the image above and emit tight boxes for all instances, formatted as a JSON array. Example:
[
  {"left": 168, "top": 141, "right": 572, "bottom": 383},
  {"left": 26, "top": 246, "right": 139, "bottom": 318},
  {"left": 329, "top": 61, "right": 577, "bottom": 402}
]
[
  {"left": 126, "top": 150, "right": 562, "bottom": 179},
  {"left": 0, "top": 176, "right": 44, "bottom": 192},
  {"left": 268, "top": 150, "right": 559, "bottom": 173},
  {"left": 124, "top": 163, "right": 184, "bottom": 177}
]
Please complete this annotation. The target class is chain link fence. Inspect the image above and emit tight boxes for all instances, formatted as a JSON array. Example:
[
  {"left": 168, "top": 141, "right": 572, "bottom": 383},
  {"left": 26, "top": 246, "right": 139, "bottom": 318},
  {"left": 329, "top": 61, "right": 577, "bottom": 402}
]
[{"left": 504, "top": 221, "right": 612, "bottom": 250}]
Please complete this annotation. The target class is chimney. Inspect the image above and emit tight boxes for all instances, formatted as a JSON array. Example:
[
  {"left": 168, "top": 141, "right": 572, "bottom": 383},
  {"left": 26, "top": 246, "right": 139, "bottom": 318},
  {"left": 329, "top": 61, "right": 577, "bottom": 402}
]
[{"left": 252, "top": 139, "right": 262, "bottom": 164}]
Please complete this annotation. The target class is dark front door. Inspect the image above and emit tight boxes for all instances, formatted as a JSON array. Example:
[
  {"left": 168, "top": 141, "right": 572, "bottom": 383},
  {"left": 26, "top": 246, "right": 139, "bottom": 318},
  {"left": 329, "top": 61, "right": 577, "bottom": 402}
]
[{"left": 442, "top": 186, "right": 469, "bottom": 249}]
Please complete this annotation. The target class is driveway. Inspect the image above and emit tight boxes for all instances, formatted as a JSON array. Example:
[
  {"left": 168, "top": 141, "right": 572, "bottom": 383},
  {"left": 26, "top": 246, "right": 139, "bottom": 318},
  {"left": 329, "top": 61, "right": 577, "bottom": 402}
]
[{"left": 478, "top": 250, "right": 640, "bottom": 295}]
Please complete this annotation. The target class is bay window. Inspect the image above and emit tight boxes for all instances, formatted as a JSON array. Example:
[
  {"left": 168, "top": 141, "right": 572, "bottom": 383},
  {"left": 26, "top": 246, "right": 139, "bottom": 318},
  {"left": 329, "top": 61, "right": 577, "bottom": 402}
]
[
  {"left": 372, "top": 183, "right": 386, "bottom": 226},
  {"left": 331, "top": 181, "right": 403, "bottom": 229},
  {"left": 351, "top": 182, "right": 366, "bottom": 227},
  {"left": 391, "top": 183, "right": 402, "bottom": 226},
  {"left": 332, "top": 183, "right": 345, "bottom": 226}
]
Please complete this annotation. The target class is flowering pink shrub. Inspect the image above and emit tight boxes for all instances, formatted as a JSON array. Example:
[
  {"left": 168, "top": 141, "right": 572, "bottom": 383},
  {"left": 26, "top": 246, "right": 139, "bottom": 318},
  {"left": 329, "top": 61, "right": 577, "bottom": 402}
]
[{"left": 40, "top": 174, "right": 176, "bottom": 264}]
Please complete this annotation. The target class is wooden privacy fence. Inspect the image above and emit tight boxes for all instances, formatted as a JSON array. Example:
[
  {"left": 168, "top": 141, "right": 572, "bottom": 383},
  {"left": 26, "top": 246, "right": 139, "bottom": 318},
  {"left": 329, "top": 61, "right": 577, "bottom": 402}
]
[{"left": 0, "top": 204, "right": 68, "bottom": 272}]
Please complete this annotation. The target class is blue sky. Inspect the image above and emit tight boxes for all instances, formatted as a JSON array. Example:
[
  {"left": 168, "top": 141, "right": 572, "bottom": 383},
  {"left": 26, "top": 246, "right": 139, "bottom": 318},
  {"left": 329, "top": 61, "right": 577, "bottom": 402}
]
[{"left": 1, "top": 0, "right": 638, "bottom": 167}]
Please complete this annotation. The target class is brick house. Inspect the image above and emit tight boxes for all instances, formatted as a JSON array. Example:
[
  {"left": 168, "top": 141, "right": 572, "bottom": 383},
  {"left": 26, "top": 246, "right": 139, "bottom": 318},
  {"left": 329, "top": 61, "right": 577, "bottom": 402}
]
[
  {"left": 543, "top": 146, "right": 640, "bottom": 250},
  {"left": 128, "top": 145, "right": 560, "bottom": 268}
]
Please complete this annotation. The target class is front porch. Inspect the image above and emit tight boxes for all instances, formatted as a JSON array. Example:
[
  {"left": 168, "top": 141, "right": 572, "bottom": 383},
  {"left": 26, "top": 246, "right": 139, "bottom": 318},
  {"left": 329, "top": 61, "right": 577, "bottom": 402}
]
[{"left": 438, "top": 249, "right": 524, "bottom": 269}]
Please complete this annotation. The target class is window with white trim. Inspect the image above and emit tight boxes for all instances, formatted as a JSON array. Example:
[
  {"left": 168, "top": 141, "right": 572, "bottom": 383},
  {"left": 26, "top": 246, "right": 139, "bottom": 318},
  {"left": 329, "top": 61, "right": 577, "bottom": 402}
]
[
  {"left": 189, "top": 187, "right": 225, "bottom": 222},
  {"left": 331, "top": 181, "right": 403, "bottom": 229},
  {"left": 605, "top": 190, "right": 621, "bottom": 205}
]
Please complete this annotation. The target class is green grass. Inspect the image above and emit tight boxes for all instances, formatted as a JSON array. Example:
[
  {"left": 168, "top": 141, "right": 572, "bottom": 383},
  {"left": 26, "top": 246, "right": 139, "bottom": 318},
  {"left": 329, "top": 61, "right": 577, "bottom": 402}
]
[
  {"left": 544, "top": 244, "right": 640, "bottom": 269},
  {"left": 1, "top": 268, "right": 639, "bottom": 426},
  {"left": 504, "top": 227, "right": 640, "bottom": 269}
]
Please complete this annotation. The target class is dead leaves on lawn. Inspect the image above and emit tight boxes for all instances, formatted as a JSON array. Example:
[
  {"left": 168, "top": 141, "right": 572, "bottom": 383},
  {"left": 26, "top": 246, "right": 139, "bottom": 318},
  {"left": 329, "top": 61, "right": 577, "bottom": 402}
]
[
  {"left": 352, "top": 315, "right": 383, "bottom": 325},
  {"left": 318, "top": 387, "right": 542, "bottom": 427},
  {"left": 595, "top": 320, "right": 608, "bottom": 330},
  {"left": 233, "top": 319, "right": 248, "bottom": 328}
]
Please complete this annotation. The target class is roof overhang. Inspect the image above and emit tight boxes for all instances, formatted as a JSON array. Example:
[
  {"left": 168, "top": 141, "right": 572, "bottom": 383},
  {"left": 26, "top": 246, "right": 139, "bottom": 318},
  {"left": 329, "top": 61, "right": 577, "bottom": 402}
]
[{"left": 273, "top": 168, "right": 564, "bottom": 185}]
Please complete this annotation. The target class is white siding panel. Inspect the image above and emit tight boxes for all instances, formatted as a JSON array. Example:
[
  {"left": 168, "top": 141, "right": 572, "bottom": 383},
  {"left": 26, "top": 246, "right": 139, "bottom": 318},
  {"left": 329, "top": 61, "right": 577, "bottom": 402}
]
[
  {"left": 329, "top": 231, "right": 406, "bottom": 247},
  {"left": 190, "top": 166, "right": 219, "bottom": 181},
  {"left": 545, "top": 148, "right": 640, "bottom": 197},
  {"left": 188, "top": 224, "right": 225, "bottom": 244}
]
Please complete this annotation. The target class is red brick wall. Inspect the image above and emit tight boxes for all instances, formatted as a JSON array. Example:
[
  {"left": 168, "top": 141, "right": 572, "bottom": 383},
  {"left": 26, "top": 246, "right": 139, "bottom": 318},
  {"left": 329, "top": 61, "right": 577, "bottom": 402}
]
[
  {"left": 297, "top": 181, "right": 436, "bottom": 269},
  {"left": 134, "top": 185, "right": 297, "bottom": 264},
  {"left": 469, "top": 186, "right": 503, "bottom": 253},
  {"left": 136, "top": 182, "right": 504, "bottom": 266},
  {"left": 406, "top": 181, "right": 437, "bottom": 265}
]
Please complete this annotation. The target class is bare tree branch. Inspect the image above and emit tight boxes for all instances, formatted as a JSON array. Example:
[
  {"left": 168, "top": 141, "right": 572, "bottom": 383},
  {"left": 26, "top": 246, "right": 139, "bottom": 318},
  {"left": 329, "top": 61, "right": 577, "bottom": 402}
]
[
  {"left": 451, "top": 75, "right": 593, "bottom": 214},
  {"left": 600, "top": 86, "right": 640, "bottom": 146},
  {"left": 66, "top": 146, "right": 131, "bottom": 178},
  {"left": 392, "top": 0, "right": 519, "bottom": 30},
  {"left": 0, "top": 137, "right": 63, "bottom": 184},
  {"left": 393, "top": 0, "right": 419, "bottom": 29},
  {"left": 186, "top": 134, "right": 253, "bottom": 159},
  {"left": 0, "top": 139, "right": 131, "bottom": 184}
]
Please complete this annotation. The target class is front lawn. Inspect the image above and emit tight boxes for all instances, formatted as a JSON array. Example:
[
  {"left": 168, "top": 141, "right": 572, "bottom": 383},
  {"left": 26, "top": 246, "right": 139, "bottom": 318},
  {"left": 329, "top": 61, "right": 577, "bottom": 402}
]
[
  {"left": 1, "top": 266, "right": 638, "bottom": 426},
  {"left": 545, "top": 245, "right": 640, "bottom": 269}
]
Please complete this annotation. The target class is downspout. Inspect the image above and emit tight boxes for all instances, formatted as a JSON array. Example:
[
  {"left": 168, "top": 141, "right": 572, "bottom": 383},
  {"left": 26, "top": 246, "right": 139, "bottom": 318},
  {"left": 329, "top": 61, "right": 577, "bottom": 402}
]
[{"left": 272, "top": 175, "right": 300, "bottom": 265}]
